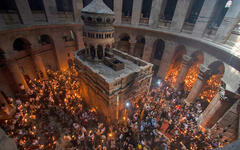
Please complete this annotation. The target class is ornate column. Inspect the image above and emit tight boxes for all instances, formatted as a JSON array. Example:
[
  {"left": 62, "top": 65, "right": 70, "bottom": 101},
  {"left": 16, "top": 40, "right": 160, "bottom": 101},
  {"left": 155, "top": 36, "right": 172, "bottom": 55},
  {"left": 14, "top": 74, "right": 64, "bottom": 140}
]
[
  {"left": 129, "top": 40, "right": 136, "bottom": 55},
  {"left": 184, "top": 64, "right": 211, "bottom": 105},
  {"left": 51, "top": 31, "right": 69, "bottom": 71},
  {"left": 94, "top": 46, "right": 98, "bottom": 60},
  {"left": 114, "top": 0, "right": 123, "bottom": 24},
  {"left": 42, "top": 0, "right": 59, "bottom": 23},
  {"left": 73, "top": 28, "right": 84, "bottom": 50},
  {"left": 142, "top": 36, "right": 154, "bottom": 62},
  {"left": 170, "top": 0, "right": 192, "bottom": 32},
  {"left": 198, "top": 87, "right": 234, "bottom": 129},
  {"left": 7, "top": 60, "right": 29, "bottom": 90},
  {"left": 215, "top": 0, "right": 240, "bottom": 43},
  {"left": 32, "top": 54, "right": 47, "bottom": 79},
  {"left": 131, "top": 0, "right": 143, "bottom": 25},
  {"left": 14, "top": 0, "right": 34, "bottom": 24},
  {"left": 192, "top": 0, "right": 218, "bottom": 37},
  {"left": 149, "top": 0, "right": 165, "bottom": 28},
  {"left": 72, "top": 0, "right": 83, "bottom": 23},
  {"left": 174, "top": 55, "right": 192, "bottom": 90}
]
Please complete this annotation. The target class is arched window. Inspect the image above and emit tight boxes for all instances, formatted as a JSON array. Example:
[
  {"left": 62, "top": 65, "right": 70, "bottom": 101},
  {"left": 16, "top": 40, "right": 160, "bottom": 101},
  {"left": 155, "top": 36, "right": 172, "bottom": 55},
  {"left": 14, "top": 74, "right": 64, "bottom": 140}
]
[
  {"left": 134, "top": 36, "right": 145, "bottom": 58},
  {"left": 153, "top": 39, "right": 165, "bottom": 60},
  {"left": 39, "top": 35, "right": 52, "bottom": 45},
  {"left": 90, "top": 45, "right": 95, "bottom": 59},
  {"left": 13, "top": 38, "right": 31, "bottom": 51}
]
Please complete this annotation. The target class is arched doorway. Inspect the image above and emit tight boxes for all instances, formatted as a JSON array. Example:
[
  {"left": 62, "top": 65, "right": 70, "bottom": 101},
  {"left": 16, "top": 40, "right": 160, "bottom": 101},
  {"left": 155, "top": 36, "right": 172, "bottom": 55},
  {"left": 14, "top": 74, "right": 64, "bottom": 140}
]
[
  {"left": 97, "top": 45, "right": 103, "bottom": 59},
  {"left": 117, "top": 33, "right": 130, "bottom": 53},
  {"left": 165, "top": 45, "right": 187, "bottom": 86},
  {"left": 39, "top": 34, "right": 58, "bottom": 71},
  {"left": 184, "top": 51, "right": 204, "bottom": 91},
  {"left": 13, "top": 38, "right": 31, "bottom": 51},
  {"left": 133, "top": 36, "right": 145, "bottom": 58},
  {"left": 152, "top": 39, "right": 165, "bottom": 61},
  {"left": 90, "top": 45, "right": 95, "bottom": 59},
  {"left": 200, "top": 61, "right": 225, "bottom": 103}
]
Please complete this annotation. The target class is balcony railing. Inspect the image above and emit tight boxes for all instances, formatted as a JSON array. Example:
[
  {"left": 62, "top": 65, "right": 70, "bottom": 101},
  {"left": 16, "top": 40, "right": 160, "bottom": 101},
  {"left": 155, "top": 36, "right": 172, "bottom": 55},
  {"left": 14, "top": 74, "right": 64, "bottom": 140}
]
[
  {"left": 58, "top": 11, "right": 74, "bottom": 22},
  {"left": 121, "top": 16, "right": 131, "bottom": 24},
  {"left": 182, "top": 22, "right": 195, "bottom": 34},
  {"left": 0, "top": 11, "right": 21, "bottom": 25},
  {"left": 158, "top": 19, "right": 171, "bottom": 29},
  {"left": 32, "top": 11, "right": 47, "bottom": 22},
  {"left": 139, "top": 17, "right": 149, "bottom": 26}
]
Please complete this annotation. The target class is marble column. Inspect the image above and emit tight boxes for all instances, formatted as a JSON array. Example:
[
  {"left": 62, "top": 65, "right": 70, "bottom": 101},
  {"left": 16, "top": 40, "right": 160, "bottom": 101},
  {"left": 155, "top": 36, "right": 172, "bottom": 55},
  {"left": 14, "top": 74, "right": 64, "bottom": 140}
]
[
  {"left": 131, "top": 0, "right": 143, "bottom": 25},
  {"left": 42, "top": 0, "right": 59, "bottom": 23},
  {"left": 174, "top": 55, "right": 192, "bottom": 90},
  {"left": 192, "top": 0, "right": 218, "bottom": 37},
  {"left": 149, "top": 0, "right": 165, "bottom": 28},
  {"left": 198, "top": 87, "right": 233, "bottom": 129},
  {"left": 114, "top": 0, "right": 123, "bottom": 25},
  {"left": 72, "top": 0, "right": 83, "bottom": 23},
  {"left": 157, "top": 40, "right": 177, "bottom": 78},
  {"left": 14, "top": 0, "right": 34, "bottom": 24},
  {"left": 32, "top": 54, "right": 47, "bottom": 79},
  {"left": 142, "top": 36, "right": 154, "bottom": 62},
  {"left": 94, "top": 46, "right": 98, "bottom": 60},
  {"left": 215, "top": 0, "right": 240, "bottom": 43},
  {"left": 7, "top": 60, "right": 29, "bottom": 90},
  {"left": 51, "top": 32, "right": 69, "bottom": 71},
  {"left": 73, "top": 28, "right": 84, "bottom": 50},
  {"left": 170, "top": 0, "right": 192, "bottom": 32},
  {"left": 184, "top": 64, "right": 211, "bottom": 105},
  {"left": 129, "top": 41, "right": 136, "bottom": 55},
  {"left": 159, "top": 0, "right": 167, "bottom": 19},
  {"left": 0, "top": 68, "right": 14, "bottom": 96}
]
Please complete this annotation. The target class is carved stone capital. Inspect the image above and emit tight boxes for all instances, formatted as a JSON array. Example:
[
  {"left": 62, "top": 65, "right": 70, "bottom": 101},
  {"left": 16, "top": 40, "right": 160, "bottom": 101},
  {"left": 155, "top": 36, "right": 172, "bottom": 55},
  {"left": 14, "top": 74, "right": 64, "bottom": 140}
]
[
  {"left": 182, "top": 55, "right": 193, "bottom": 66},
  {"left": 198, "top": 64, "right": 212, "bottom": 81}
]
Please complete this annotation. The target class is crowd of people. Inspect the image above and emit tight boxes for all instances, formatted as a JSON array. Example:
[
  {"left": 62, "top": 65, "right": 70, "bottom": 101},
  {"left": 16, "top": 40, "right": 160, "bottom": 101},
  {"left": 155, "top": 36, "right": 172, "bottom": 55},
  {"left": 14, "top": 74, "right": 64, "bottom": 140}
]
[{"left": 0, "top": 67, "right": 225, "bottom": 150}]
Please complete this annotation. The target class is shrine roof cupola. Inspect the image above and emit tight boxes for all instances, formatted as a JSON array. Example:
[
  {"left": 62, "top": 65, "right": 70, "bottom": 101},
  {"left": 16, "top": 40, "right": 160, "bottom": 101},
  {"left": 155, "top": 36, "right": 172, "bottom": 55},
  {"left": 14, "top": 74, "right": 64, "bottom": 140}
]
[
  {"left": 81, "top": 0, "right": 115, "bottom": 62},
  {"left": 81, "top": 0, "right": 115, "bottom": 26}
]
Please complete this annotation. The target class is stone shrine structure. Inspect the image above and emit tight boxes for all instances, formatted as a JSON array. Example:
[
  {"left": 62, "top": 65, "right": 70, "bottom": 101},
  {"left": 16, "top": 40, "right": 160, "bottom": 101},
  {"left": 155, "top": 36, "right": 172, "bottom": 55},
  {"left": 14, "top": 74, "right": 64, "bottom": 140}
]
[{"left": 74, "top": 0, "right": 153, "bottom": 121}]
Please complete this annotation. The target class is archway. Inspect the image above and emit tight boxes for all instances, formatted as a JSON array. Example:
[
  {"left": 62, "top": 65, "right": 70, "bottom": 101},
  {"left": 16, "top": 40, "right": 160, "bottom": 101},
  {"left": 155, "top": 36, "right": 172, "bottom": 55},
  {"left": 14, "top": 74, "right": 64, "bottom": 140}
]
[
  {"left": 152, "top": 39, "right": 165, "bottom": 61},
  {"left": 133, "top": 36, "right": 145, "bottom": 58},
  {"left": 97, "top": 45, "right": 103, "bottom": 59},
  {"left": 39, "top": 34, "right": 58, "bottom": 71},
  {"left": 200, "top": 61, "right": 225, "bottom": 103},
  {"left": 13, "top": 38, "right": 31, "bottom": 51},
  {"left": 184, "top": 51, "right": 204, "bottom": 91},
  {"left": 117, "top": 33, "right": 130, "bottom": 53},
  {"left": 165, "top": 45, "right": 187, "bottom": 86},
  {"left": 39, "top": 34, "right": 52, "bottom": 45},
  {"left": 90, "top": 45, "right": 95, "bottom": 59}
]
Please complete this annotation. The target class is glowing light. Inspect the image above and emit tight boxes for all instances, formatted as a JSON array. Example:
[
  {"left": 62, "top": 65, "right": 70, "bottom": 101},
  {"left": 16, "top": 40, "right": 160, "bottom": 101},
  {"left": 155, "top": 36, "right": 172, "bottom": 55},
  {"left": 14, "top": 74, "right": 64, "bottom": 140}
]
[{"left": 125, "top": 102, "right": 130, "bottom": 108}]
